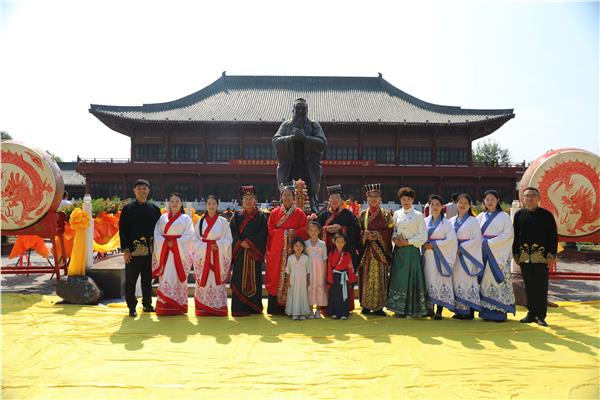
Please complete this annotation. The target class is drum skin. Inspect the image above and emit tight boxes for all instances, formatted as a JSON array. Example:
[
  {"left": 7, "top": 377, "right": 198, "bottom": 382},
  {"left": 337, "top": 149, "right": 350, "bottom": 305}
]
[
  {"left": 1, "top": 141, "right": 64, "bottom": 231},
  {"left": 519, "top": 148, "right": 599, "bottom": 240}
]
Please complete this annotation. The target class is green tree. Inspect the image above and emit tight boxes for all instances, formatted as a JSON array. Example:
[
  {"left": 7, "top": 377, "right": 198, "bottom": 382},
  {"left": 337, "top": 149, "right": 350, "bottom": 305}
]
[
  {"left": 472, "top": 139, "right": 511, "bottom": 166},
  {"left": 1, "top": 131, "right": 12, "bottom": 141}
]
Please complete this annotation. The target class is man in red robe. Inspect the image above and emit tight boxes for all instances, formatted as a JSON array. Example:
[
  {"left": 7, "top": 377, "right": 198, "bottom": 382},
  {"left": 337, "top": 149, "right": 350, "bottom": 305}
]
[{"left": 265, "top": 181, "right": 309, "bottom": 315}]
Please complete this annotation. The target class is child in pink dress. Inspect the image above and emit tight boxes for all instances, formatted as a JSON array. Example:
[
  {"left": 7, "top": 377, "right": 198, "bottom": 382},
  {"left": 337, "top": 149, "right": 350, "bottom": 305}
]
[{"left": 305, "top": 221, "right": 328, "bottom": 318}]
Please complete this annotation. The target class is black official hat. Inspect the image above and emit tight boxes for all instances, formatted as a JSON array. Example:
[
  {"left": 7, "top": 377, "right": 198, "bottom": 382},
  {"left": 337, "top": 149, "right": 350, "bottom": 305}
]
[
  {"left": 327, "top": 184, "right": 343, "bottom": 196},
  {"left": 365, "top": 183, "right": 381, "bottom": 196},
  {"left": 134, "top": 179, "right": 150, "bottom": 188}
]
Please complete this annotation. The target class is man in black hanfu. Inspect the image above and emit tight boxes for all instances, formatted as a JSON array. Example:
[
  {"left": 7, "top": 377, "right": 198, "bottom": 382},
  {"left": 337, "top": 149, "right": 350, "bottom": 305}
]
[{"left": 229, "top": 185, "right": 269, "bottom": 317}]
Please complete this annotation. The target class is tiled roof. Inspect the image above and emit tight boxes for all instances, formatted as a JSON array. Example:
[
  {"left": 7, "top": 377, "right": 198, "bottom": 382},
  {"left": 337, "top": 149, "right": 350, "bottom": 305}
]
[
  {"left": 90, "top": 74, "right": 514, "bottom": 125},
  {"left": 58, "top": 163, "right": 86, "bottom": 186}
]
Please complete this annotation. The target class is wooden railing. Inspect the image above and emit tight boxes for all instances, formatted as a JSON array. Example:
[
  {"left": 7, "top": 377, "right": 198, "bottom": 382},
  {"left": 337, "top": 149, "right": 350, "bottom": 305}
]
[{"left": 77, "top": 157, "right": 527, "bottom": 169}]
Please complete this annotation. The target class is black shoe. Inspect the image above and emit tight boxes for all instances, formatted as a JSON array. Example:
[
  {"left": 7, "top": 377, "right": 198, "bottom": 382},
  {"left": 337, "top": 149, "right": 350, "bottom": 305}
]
[
  {"left": 372, "top": 310, "right": 387, "bottom": 317},
  {"left": 520, "top": 315, "right": 537, "bottom": 323},
  {"left": 395, "top": 313, "right": 406, "bottom": 318},
  {"left": 452, "top": 314, "right": 463, "bottom": 320},
  {"left": 361, "top": 308, "right": 371, "bottom": 315},
  {"left": 536, "top": 318, "right": 548, "bottom": 327},
  {"left": 143, "top": 305, "right": 155, "bottom": 312},
  {"left": 129, "top": 310, "right": 137, "bottom": 318},
  {"left": 434, "top": 311, "right": 443, "bottom": 320}
]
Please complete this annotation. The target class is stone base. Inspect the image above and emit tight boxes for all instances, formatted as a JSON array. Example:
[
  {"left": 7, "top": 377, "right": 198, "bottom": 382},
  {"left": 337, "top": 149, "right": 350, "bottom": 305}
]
[
  {"left": 57, "top": 275, "right": 103, "bottom": 305},
  {"left": 87, "top": 256, "right": 126, "bottom": 299}
]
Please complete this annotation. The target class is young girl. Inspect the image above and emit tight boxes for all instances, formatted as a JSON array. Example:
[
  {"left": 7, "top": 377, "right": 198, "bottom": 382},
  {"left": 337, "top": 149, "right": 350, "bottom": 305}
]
[
  {"left": 305, "top": 221, "right": 328, "bottom": 319},
  {"left": 285, "top": 237, "right": 312, "bottom": 320},
  {"left": 327, "top": 233, "right": 357, "bottom": 320}
]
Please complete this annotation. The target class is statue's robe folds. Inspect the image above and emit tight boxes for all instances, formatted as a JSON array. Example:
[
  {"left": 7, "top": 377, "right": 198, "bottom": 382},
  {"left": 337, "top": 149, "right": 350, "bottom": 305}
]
[{"left": 273, "top": 119, "right": 327, "bottom": 210}]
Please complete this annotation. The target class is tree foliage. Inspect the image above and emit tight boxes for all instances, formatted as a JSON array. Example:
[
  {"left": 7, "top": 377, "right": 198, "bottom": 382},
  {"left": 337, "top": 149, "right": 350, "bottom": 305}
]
[{"left": 472, "top": 139, "right": 512, "bottom": 166}]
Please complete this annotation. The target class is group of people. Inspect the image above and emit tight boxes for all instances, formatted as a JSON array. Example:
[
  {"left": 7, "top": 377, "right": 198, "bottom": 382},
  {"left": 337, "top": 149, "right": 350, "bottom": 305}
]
[{"left": 119, "top": 179, "right": 558, "bottom": 326}]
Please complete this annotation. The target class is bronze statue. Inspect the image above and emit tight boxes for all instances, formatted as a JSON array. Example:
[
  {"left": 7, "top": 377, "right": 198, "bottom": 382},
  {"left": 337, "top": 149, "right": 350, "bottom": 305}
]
[{"left": 273, "top": 98, "right": 327, "bottom": 213}]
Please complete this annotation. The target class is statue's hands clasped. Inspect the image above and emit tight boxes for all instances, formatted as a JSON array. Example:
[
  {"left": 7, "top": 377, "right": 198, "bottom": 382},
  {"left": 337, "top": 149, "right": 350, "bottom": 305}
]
[{"left": 292, "top": 128, "right": 305, "bottom": 141}]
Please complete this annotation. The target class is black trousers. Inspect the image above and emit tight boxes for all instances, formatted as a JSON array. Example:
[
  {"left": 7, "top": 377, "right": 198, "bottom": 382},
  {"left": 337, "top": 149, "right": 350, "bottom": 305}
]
[
  {"left": 521, "top": 263, "right": 549, "bottom": 320},
  {"left": 125, "top": 255, "right": 153, "bottom": 310}
]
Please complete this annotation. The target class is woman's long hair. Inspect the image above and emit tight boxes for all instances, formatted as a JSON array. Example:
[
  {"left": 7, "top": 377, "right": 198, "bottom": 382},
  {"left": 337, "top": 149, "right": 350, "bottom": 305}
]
[{"left": 482, "top": 189, "right": 503, "bottom": 212}]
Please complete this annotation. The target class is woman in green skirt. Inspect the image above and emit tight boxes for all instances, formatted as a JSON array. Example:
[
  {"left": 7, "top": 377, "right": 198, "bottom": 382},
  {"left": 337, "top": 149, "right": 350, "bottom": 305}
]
[{"left": 387, "top": 187, "right": 429, "bottom": 317}]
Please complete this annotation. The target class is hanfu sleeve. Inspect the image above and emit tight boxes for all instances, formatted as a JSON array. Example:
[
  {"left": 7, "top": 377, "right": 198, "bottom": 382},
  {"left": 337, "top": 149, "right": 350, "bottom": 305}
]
[
  {"left": 182, "top": 215, "right": 196, "bottom": 241},
  {"left": 152, "top": 217, "right": 164, "bottom": 275},
  {"left": 461, "top": 218, "right": 484, "bottom": 263},
  {"left": 460, "top": 217, "right": 483, "bottom": 248},
  {"left": 321, "top": 241, "right": 328, "bottom": 261},
  {"left": 347, "top": 258, "right": 357, "bottom": 284},
  {"left": 179, "top": 216, "right": 196, "bottom": 271},
  {"left": 408, "top": 213, "right": 428, "bottom": 248},
  {"left": 218, "top": 217, "right": 233, "bottom": 273},
  {"left": 346, "top": 213, "right": 361, "bottom": 266},
  {"left": 304, "top": 255, "right": 310, "bottom": 276},
  {"left": 229, "top": 213, "right": 243, "bottom": 263},
  {"left": 434, "top": 221, "right": 458, "bottom": 267},
  {"left": 294, "top": 211, "right": 309, "bottom": 241},
  {"left": 192, "top": 218, "right": 202, "bottom": 266},
  {"left": 244, "top": 212, "right": 268, "bottom": 260},
  {"left": 326, "top": 256, "right": 334, "bottom": 286},
  {"left": 286, "top": 256, "right": 292, "bottom": 275},
  {"left": 485, "top": 213, "right": 514, "bottom": 253}
]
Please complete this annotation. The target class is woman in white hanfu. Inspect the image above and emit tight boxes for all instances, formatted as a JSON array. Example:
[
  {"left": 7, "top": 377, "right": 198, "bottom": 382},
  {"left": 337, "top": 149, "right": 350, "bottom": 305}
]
[
  {"left": 422, "top": 195, "right": 458, "bottom": 320},
  {"left": 152, "top": 193, "right": 195, "bottom": 316},
  {"left": 477, "top": 190, "right": 516, "bottom": 322},
  {"left": 449, "top": 193, "right": 484, "bottom": 320},
  {"left": 193, "top": 195, "right": 233, "bottom": 316}
]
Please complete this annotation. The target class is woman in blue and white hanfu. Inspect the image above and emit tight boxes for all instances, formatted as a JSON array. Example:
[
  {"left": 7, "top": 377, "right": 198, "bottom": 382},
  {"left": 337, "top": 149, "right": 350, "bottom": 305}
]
[
  {"left": 477, "top": 189, "right": 516, "bottom": 322},
  {"left": 449, "top": 193, "right": 484, "bottom": 320},
  {"left": 422, "top": 195, "right": 458, "bottom": 320}
]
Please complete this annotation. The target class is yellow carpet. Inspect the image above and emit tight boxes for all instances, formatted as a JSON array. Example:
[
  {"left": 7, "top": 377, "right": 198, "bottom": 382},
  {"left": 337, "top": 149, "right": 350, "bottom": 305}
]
[{"left": 1, "top": 294, "right": 599, "bottom": 399}]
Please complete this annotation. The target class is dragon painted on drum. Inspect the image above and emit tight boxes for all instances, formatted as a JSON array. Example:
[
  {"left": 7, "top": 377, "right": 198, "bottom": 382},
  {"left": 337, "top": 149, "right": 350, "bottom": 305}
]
[
  {"left": 538, "top": 160, "right": 600, "bottom": 236},
  {"left": 1, "top": 149, "right": 54, "bottom": 226}
]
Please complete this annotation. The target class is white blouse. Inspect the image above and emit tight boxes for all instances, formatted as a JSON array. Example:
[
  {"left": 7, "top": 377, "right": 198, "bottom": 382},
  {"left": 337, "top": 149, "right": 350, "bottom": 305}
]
[{"left": 392, "top": 207, "right": 427, "bottom": 248}]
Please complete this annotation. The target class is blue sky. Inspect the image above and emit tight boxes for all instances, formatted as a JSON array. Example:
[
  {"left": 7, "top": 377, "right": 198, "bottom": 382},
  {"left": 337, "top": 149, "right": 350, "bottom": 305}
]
[{"left": 0, "top": 0, "right": 598, "bottom": 162}]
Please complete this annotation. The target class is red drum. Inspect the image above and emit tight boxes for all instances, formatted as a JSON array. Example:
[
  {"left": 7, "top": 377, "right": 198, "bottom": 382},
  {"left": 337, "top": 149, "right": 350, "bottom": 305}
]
[
  {"left": 519, "top": 148, "right": 599, "bottom": 241},
  {"left": 1, "top": 141, "right": 64, "bottom": 231}
]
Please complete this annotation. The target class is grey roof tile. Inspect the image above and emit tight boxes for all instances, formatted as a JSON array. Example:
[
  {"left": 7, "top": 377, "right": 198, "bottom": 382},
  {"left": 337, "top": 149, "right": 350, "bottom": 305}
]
[{"left": 90, "top": 74, "right": 514, "bottom": 125}]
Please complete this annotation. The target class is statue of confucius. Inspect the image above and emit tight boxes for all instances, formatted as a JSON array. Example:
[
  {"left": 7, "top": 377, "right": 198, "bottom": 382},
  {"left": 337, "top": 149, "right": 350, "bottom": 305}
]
[{"left": 272, "top": 98, "right": 327, "bottom": 213}]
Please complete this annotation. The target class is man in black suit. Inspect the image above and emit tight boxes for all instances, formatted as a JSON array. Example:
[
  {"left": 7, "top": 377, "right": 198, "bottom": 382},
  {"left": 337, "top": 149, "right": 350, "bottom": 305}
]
[{"left": 513, "top": 187, "right": 558, "bottom": 327}]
